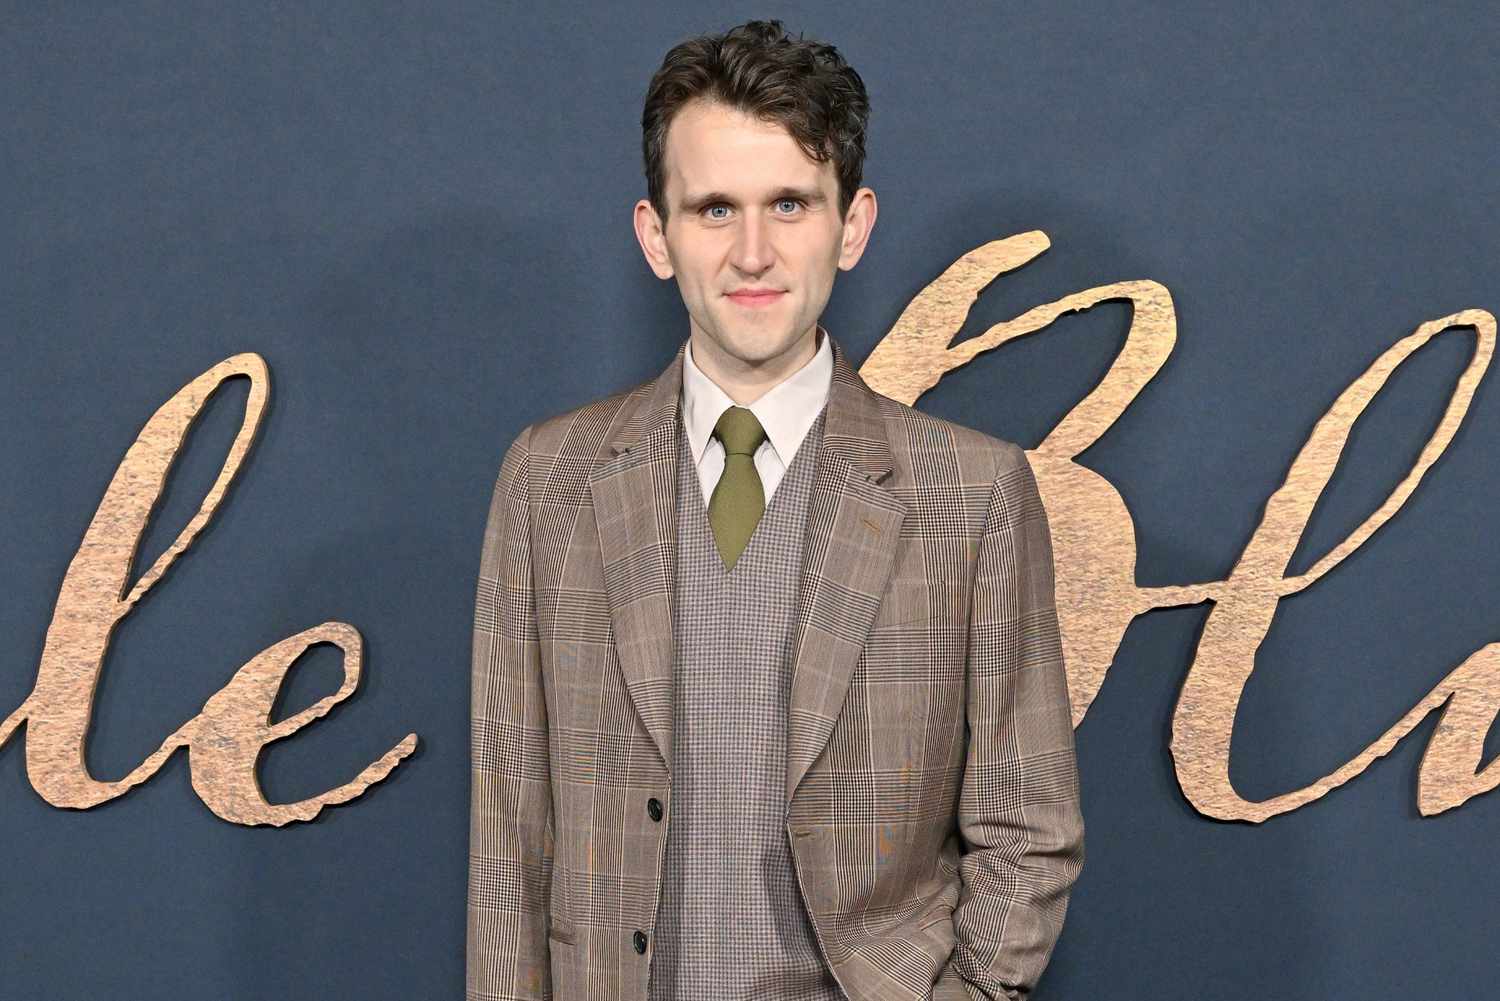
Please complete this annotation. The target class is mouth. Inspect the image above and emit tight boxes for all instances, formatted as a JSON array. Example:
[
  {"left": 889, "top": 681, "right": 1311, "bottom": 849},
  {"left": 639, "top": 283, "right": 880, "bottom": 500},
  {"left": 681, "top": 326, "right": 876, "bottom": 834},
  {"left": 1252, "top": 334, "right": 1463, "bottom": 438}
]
[{"left": 725, "top": 290, "right": 786, "bottom": 308}]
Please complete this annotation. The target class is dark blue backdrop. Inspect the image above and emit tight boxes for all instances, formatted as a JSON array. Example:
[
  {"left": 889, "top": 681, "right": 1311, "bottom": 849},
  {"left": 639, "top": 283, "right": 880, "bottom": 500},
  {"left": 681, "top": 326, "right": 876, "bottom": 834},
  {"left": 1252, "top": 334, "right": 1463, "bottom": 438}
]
[{"left": 3, "top": 2, "right": 1497, "bottom": 998}]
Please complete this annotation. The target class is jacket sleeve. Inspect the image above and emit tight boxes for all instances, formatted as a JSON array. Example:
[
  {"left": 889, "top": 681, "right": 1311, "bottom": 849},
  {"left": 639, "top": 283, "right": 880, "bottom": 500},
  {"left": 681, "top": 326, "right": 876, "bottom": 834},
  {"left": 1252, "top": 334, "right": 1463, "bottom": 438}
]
[
  {"left": 937, "top": 443, "right": 1086, "bottom": 1000},
  {"left": 468, "top": 424, "right": 556, "bottom": 1001}
]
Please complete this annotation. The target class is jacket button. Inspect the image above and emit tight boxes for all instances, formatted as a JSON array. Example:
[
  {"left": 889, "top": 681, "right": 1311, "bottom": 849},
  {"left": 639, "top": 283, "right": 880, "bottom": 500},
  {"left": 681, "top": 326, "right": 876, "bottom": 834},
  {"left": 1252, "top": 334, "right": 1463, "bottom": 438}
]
[
  {"left": 633, "top": 930, "right": 648, "bottom": 953},
  {"left": 647, "top": 797, "right": 663, "bottom": 822}
]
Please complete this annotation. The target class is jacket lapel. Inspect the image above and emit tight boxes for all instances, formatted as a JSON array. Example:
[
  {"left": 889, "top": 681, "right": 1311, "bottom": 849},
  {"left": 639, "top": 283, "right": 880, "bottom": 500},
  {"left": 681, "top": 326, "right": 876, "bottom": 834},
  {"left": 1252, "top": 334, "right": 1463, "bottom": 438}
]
[
  {"left": 587, "top": 339, "right": 687, "bottom": 769},
  {"left": 586, "top": 334, "right": 907, "bottom": 800},
  {"left": 785, "top": 337, "right": 906, "bottom": 802}
]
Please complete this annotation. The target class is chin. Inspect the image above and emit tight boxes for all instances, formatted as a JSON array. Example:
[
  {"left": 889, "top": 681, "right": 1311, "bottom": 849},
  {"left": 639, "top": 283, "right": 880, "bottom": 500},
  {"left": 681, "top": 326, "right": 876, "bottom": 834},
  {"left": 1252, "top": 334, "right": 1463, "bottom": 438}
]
[
  {"left": 699, "top": 309, "right": 803, "bottom": 361},
  {"left": 735, "top": 332, "right": 799, "bottom": 362}
]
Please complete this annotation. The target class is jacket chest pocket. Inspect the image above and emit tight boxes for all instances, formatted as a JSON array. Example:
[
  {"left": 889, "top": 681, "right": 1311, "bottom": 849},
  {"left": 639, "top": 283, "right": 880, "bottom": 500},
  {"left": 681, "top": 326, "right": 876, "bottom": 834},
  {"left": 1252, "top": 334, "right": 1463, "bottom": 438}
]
[{"left": 871, "top": 577, "right": 969, "bottom": 628}]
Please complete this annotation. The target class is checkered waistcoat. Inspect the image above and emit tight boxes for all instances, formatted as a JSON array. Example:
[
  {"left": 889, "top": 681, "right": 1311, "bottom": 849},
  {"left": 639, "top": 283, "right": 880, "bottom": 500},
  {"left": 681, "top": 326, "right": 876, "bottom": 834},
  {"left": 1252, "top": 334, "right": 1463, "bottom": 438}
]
[
  {"left": 469, "top": 333, "right": 1085, "bottom": 1001},
  {"left": 647, "top": 404, "right": 842, "bottom": 1001}
]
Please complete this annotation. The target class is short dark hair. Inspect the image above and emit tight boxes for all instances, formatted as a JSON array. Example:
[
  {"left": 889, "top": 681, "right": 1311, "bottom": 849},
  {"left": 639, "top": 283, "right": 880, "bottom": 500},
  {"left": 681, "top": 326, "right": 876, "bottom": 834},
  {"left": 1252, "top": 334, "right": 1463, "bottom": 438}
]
[{"left": 641, "top": 19, "right": 870, "bottom": 226}]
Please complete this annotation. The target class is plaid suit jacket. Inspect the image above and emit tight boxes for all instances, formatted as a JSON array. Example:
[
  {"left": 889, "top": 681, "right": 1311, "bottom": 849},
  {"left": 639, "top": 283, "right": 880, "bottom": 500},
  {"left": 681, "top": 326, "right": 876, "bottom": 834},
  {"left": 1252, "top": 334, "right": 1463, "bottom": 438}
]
[{"left": 469, "top": 333, "right": 1085, "bottom": 1001}]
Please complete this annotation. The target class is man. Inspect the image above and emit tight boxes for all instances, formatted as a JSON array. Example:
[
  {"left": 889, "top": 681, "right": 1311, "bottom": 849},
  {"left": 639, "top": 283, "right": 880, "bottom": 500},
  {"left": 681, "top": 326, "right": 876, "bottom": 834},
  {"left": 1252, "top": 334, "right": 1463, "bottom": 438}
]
[{"left": 469, "top": 19, "right": 1084, "bottom": 1001}]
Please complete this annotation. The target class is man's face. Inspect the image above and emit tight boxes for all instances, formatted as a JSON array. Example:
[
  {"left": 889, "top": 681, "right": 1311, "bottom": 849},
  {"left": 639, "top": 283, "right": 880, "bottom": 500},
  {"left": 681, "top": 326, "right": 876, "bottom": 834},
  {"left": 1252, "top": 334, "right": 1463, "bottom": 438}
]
[{"left": 634, "top": 98, "right": 875, "bottom": 383}]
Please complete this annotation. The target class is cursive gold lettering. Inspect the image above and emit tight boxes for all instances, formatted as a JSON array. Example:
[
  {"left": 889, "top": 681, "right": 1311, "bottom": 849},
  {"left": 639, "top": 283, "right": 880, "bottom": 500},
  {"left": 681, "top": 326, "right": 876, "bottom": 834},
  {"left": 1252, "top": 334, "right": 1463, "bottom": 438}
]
[{"left": 0, "top": 353, "right": 416, "bottom": 825}]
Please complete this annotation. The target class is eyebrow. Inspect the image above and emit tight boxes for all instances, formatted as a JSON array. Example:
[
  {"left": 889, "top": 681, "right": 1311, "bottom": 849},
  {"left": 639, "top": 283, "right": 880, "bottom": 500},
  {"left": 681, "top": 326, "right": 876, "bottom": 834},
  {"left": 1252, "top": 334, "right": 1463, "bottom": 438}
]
[{"left": 679, "top": 186, "right": 828, "bottom": 213}]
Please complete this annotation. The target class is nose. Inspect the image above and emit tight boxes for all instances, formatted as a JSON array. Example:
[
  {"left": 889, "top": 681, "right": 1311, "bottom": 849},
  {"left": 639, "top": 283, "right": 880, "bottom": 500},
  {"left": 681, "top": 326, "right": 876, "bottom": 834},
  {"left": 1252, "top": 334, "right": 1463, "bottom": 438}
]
[{"left": 729, "top": 212, "right": 772, "bottom": 276}]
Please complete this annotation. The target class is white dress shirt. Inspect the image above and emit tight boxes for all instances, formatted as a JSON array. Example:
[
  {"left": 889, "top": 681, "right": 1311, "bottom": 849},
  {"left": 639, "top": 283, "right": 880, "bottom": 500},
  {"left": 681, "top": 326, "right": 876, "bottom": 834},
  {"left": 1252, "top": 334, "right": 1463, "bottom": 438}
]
[{"left": 680, "top": 325, "right": 834, "bottom": 508}]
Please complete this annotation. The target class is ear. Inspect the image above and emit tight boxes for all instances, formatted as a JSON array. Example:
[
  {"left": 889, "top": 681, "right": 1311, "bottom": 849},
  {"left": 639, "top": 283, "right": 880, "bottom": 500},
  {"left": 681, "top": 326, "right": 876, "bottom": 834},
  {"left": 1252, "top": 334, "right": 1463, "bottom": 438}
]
[
  {"left": 633, "top": 199, "right": 675, "bottom": 279},
  {"left": 836, "top": 186, "right": 878, "bottom": 271}
]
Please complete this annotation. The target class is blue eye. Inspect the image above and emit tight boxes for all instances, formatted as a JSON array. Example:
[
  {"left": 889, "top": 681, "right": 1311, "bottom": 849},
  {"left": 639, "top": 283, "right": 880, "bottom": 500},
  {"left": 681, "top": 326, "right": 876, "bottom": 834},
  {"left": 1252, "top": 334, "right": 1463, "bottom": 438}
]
[{"left": 701, "top": 198, "right": 804, "bottom": 219}]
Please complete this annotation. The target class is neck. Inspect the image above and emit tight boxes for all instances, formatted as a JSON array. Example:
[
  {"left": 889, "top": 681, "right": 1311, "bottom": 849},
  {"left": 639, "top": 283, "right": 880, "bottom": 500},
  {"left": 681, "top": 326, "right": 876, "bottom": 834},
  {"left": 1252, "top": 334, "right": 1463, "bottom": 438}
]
[{"left": 689, "top": 324, "right": 821, "bottom": 405}]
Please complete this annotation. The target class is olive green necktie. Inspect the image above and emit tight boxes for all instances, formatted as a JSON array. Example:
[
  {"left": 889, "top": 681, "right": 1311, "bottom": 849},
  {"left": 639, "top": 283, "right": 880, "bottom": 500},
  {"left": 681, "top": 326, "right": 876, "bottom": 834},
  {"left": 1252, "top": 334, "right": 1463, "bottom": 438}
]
[{"left": 708, "top": 405, "right": 767, "bottom": 570}]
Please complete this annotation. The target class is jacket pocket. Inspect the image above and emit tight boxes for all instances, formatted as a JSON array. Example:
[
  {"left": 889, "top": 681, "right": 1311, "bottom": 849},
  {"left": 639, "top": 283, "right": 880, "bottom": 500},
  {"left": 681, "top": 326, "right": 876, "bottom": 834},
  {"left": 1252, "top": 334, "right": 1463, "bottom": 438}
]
[{"left": 872, "top": 578, "right": 970, "bottom": 628}]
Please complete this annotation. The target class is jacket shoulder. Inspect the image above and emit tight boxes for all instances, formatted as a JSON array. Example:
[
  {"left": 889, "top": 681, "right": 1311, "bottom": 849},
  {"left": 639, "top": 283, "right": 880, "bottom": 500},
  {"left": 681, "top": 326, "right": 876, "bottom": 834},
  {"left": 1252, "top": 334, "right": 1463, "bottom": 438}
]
[
  {"left": 869, "top": 391, "right": 1024, "bottom": 488},
  {"left": 520, "top": 377, "right": 653, "bottom": 462}
]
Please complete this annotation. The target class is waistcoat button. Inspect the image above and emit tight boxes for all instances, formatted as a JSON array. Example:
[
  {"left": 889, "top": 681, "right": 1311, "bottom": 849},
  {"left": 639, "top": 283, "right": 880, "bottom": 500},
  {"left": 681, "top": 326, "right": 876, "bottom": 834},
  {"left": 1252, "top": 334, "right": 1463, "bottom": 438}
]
[
  {"left": 647, "top": 797, "right": 663, "bottom": 821},
  {"left": 633, "top": 929, "right": 648, "bottom": 953}
]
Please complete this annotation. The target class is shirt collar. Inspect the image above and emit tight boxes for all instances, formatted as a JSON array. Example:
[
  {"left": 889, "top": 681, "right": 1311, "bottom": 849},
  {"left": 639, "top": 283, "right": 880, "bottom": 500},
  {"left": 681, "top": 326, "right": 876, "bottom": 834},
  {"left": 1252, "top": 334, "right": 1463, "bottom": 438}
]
[{"left": 681, "top": 324, "right": 833, "bottom": 467}]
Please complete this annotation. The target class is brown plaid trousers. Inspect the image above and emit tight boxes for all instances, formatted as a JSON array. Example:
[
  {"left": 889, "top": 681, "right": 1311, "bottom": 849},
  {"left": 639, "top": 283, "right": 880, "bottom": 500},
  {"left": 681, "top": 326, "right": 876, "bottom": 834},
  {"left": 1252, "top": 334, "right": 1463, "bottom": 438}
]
[{"left": 469, "top": 332, "right": 1085, "bottom": 1000}]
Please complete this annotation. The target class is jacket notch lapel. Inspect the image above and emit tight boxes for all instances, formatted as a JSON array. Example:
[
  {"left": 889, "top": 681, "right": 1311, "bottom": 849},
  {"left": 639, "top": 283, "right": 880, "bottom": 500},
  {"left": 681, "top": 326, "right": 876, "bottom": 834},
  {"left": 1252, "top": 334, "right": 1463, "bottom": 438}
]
[
  {"left": 786, "top": 338, "right": 907, "bottom": 803},
  {"left": 586, "top": 342, "right": 686, "bottom": 770}
]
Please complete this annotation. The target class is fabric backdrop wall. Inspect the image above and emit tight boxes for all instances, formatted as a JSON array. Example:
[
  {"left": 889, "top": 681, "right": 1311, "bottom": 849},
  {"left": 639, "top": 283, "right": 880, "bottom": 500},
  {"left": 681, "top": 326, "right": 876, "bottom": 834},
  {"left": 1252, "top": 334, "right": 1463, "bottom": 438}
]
[{"left": 3, "top": 2, "right": 1496, "bottom": 998}]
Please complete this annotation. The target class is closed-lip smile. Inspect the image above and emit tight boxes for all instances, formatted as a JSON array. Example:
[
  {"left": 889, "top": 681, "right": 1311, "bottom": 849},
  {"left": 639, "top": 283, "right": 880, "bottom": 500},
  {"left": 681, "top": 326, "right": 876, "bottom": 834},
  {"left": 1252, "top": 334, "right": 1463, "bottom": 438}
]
[{"left": 726, "top": 288, "right": 785, "bottom": 307}]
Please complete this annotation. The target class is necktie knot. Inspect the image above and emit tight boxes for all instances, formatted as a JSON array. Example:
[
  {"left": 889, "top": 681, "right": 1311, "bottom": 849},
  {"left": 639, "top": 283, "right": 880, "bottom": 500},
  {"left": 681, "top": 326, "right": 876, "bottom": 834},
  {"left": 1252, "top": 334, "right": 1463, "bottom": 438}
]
[{"left": 712, "top": 406, "right": 766, "bottom": 457}]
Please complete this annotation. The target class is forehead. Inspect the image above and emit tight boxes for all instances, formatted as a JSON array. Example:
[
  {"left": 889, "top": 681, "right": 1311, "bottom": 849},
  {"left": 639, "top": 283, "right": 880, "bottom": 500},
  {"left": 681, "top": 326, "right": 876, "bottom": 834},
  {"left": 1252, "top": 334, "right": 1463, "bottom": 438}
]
[{"left": 663, "top": 99, "right": 834, "bottom": 197}]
